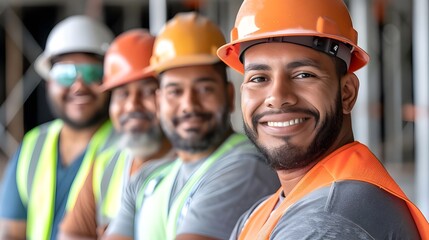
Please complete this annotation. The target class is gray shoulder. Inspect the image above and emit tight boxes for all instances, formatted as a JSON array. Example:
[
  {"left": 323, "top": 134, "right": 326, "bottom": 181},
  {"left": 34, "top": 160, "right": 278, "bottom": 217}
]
[
  {"left": 208, "top": 139, "right": 279, "bottom": 186},
  {"left": 215, "top": 139, "right": 268, "bottom": 168},
  {"left": 273, "top": 181, "right": 420, "bottom": 240}
]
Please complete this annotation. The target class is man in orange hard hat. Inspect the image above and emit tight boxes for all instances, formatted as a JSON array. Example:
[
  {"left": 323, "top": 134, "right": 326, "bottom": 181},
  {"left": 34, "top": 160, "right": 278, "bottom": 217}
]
[
  {"left": 103, "top": 12, "right": 280, "bottom": 240},
  {"left": 218, "top": 0, "right": 429, "bottom": 239},
  {"left": 58, "top": 29, "right": 174, "bottom": 239}
]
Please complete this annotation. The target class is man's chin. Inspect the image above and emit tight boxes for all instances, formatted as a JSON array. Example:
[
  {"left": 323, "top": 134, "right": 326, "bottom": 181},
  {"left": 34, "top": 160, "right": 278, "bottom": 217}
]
[
  {"left": 123, "top": 131, "right": 146, "bottom": 138},
  {"left": 179, "top": 130, "right": 204, "bottom": 139},
  {"left": 127, "top": 144, "right": 160, "bottom": 158},
  {"left": 62, "top": 118, "right": 103, "bottom": 129},
  {"left": 119, "top": 130, "right": 163, "bottom": 155}
]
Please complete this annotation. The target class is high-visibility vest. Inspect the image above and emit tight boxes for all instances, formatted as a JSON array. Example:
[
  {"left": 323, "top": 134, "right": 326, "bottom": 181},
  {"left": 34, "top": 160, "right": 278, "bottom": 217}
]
[
  {"left": 93, "top": 149, "right": 131, "bottom": 226},
  {"left": 16, "top": 119, "right": 115, "bottom": 240},
  {"left": 238, "top": 142, "right": 429, "bottom": 240},
  {"left": 135, "top": 133, "right": 248, "bottom": 240}
]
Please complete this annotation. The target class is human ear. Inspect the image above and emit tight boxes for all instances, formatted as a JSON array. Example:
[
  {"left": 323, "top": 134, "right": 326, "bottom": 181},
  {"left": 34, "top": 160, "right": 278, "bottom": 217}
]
[{"left": 341, "top": 73, "right": 359, "bottom": 114}]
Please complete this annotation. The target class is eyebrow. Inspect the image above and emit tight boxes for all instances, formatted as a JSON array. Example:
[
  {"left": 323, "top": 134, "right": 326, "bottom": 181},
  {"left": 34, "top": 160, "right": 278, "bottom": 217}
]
[
  {"left": 194, "top": 77, "right": 218, "bottom": 84},
  {"left": 286, "top": 59, "right": 322, "bottom": 70},
  {"left": 245, "top": 58, "right": 322, "bottom": 73},
  {"left": 162, "top": 82, "right": 179, "bottom": 88},
  {"left": 141, "top": 78, "right": 158, "bottom": 86},
  {"left": 244, "top": 63, "right": 272, "bottom": 72},
  {"left": 162, "top": 77, "right": 217, "bottom": 88}
]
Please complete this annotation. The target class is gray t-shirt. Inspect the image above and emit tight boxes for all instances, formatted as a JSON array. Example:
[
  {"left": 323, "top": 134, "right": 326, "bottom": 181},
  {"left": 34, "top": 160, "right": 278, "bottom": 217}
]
[
  {"left": 230, "top": 181, "right": 420, "bottom": 240},
  {"left": 107, "top": 137, "right": 280, "bottom": 239}
]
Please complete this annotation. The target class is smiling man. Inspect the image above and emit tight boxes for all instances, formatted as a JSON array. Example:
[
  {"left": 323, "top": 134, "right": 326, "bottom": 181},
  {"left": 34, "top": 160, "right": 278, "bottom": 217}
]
[
  {"left": 103, "top": 12, "right": 280, "bottom": 240},
  {"left": 57, "top": 29, "right": 173, "bottom": 239},
  {"left": 0, "top": 15, "right": 115, "bottom": 240},
  {"left": 218, "top": 0, "right": 429, "bottom": 239}
]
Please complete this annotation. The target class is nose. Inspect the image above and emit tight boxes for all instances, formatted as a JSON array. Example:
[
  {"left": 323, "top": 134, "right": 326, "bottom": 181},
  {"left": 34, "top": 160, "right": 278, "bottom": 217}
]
[
  {"left": 124, "top": 92, "right": 144, "bottom": 112},
  {"left": 69, "top": 76, "right": 88, "bottom": 91},
  {"left": 181, "top": 89, "right": 200, "bottom": 114},
  {"left": 264, "top": 74, "right": 297, "bottom": 109}
]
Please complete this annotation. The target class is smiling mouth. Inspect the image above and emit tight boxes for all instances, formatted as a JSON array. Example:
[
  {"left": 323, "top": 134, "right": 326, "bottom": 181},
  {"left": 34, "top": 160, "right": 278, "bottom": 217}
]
[
  {"left": 266, "top": 118, "right": 307, "bottom": 127},
  {"left": 68, "top": 95, "right": 93, "bottom": 104}
]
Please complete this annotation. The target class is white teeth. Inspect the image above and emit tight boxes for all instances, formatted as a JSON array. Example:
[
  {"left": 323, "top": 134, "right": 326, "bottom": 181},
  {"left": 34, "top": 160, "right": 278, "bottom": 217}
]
[{"left": 267, "top": 118, "right": 305, "bottom": 127}]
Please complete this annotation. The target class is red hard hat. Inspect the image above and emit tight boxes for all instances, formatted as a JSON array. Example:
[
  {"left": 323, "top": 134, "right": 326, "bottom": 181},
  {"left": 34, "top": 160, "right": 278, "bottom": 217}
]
[
  {"left": 102, "top": 29, "right": 155, "bottom": 91},
  {"left": 217, "top": 0, "right": 370, "bottom": 74}
]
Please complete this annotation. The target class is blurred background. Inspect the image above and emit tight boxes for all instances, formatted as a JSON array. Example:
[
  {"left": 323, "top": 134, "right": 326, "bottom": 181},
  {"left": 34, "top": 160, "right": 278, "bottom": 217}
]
[{"left": 0, "top": 0, "right": 427, "bottom": 218}]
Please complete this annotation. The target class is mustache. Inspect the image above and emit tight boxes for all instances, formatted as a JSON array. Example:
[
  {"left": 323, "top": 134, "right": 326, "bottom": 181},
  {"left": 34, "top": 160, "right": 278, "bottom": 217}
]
[
  {"left": 172, "top": 112, "right": 212, "bottom": 126},
  {"left": 119, "top": 111, "right": 155, "bottom": 125},
  {"left": 252, "top": 108, "right": 319, "bottom": 129}
]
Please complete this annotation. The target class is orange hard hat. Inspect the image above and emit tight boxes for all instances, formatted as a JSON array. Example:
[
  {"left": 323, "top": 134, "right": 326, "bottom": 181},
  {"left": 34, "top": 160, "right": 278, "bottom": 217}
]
[
  {"left": 102, "top": 29, "right": 155, "bottom": 91},
  {"left": 150, "top": 12, "right": 226, "bottom": 74},
  {"left": 217, "top": 0, "right": 370, "bottom": 74}
]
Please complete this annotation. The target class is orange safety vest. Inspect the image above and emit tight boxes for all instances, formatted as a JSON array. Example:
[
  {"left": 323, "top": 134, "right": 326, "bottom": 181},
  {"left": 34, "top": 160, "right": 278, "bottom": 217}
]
[{"left": 238, "top": 142, "right": 429, "bottom": 240}]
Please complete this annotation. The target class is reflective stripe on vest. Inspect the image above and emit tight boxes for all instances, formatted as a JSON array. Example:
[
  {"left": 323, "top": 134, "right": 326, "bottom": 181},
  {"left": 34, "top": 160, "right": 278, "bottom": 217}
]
[
  {"left": 93, "top": 149, "right": 130, "bottom": 226},
  {"left": 136, "top": 133, "right": 248, "bottom": 240},
  {"left": 66, "top": 120, "right": 115, "bottom": 211},
  {"left": 238, "top": 142, "right": 429, "bottom": 240},
  {"left": 17, "top": 121, "right": 61, "bottom": 207},
  {"left": 16, "top": 120, "right": 114, "bottom": 240}
]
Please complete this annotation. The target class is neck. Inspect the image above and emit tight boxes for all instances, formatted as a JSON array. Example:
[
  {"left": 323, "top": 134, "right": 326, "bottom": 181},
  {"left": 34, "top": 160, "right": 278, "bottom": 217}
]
[
  {"left": 178, "top": 129, "right": 232, "bottom": 163},
  {"left": 177, "top": 147, "right": 216, "bottom": 163},
  {"left": 59, "top": 121, "right": 105, "bottom": 166},
  {"left": 62, "top": 121, "right": 104, "bottom": 139},
  {"left": 276, "top": 162, "right": 317, "bottom": 197},
  {"left": 276, "top": 128, "right": 356, "bottom": 197}
]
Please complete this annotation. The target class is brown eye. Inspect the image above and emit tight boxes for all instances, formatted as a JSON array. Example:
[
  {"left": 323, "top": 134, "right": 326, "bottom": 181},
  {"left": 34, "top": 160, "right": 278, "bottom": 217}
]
[
  {"left": 294, "top": 73, "right": 315, "bottom": 79},
  {"left": 112, "top": 88, "right": 128, "bottom": 100},
  {"left": 142, "top": 87, "right": 157, "bottom": 98},
  {"left": 166, "top": 88, "right": 182, "bottom": 97},
  {"left": 249, "top": 76, "right": 267, "bottom": 83},
  {"left": 198, "top": 86, "right": 215, "bottom": 94}
]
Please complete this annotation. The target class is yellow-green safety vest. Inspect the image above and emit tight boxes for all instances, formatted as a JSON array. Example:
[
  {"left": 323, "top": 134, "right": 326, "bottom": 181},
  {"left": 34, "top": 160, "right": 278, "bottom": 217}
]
[
  {"left": 16, "top": 119, "right": 115, "bottom": 240},
  {"left": 93, "top": 149, "right": 131, "bottom": 226},
  {"left": 135, "top": 133, "right": 248, "bottom": 240}
]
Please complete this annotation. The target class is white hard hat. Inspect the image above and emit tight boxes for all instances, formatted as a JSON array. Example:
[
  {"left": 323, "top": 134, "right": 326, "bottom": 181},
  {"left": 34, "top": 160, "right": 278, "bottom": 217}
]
[{"left": 35, "top": 15, "right": 114, "bottom": 79}]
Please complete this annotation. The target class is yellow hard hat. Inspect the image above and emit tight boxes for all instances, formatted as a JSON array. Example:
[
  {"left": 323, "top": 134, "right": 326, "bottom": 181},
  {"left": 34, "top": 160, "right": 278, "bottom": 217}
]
[
  {"left": 217, "top": 0, "right": 370, "bottom": 74},
  {"left": 150, "top": 12, "right": 226, "bottom": 74}
]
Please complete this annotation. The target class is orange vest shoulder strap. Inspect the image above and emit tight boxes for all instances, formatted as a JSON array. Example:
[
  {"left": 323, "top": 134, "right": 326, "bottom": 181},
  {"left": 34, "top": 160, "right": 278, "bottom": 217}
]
[
  {"left": 239, "top": 142, "right": 428, "bottom": 240},
  {"left": 237, "top": 188, "right": 282, "bottom": 240}
]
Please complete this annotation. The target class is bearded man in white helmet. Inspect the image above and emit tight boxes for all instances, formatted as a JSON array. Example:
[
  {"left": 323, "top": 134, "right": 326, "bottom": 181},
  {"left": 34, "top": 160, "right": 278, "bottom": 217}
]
[{"left": 0, "top": 15, "right": 116, "bottom": 240}]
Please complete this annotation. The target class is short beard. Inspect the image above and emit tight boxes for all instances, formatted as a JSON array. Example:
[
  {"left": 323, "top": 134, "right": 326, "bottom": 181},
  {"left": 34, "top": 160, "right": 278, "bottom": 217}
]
[
  {"left": 48, "top": 97, "right": 109, "bottom": 130},
  {"left": 161, "top": 107, "right": 231, "bottom": 153},
  {"left": 119, "top": 125, "right": 163, "bottom": 158},
  {"left": 244, "top": 90, "right": 343, "bottom": 171}
]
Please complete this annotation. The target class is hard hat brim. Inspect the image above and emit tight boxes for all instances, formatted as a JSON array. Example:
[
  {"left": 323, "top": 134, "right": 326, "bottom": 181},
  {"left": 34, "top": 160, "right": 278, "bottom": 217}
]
[
  {"left": 217, "top": 32, "right": 370, "bottom": 74},
  {"left": 151, "top": 55, "right": 221, "bottom": 75},
  {"left": 34, "top": 53, "right": 52, "bottom": 80},
  {"left": 100, "top": 66, "right": 155, "bottom": 92}
]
